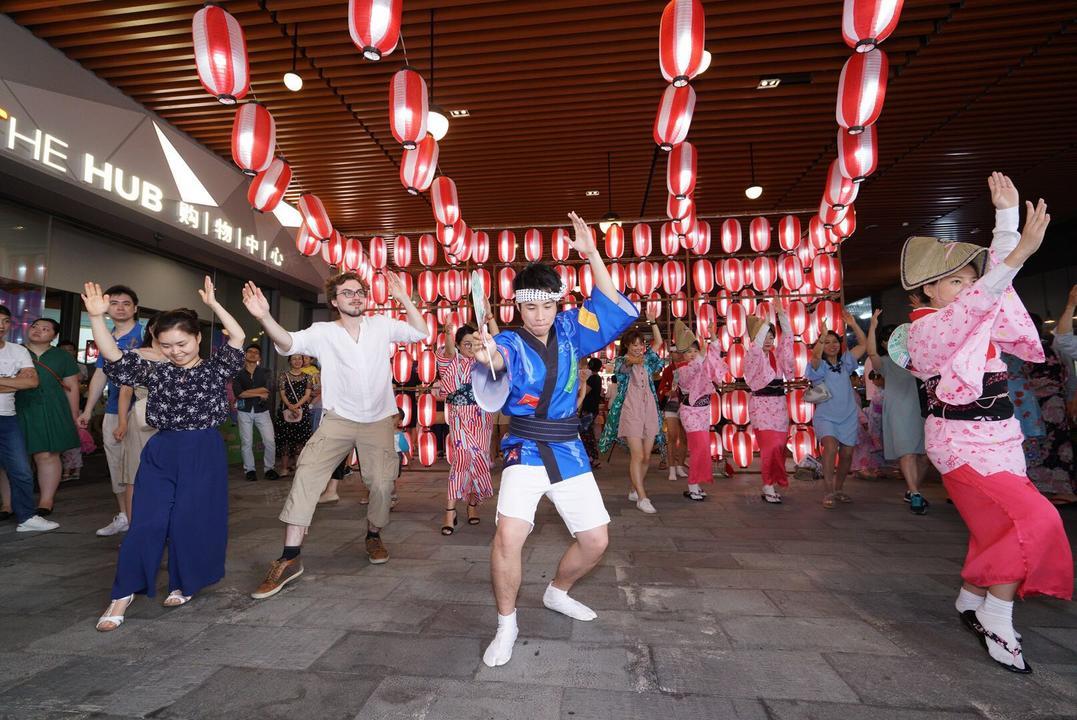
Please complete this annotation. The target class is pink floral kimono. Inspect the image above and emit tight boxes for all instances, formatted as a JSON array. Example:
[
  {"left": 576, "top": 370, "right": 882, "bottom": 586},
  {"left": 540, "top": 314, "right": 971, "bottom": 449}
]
[
  {"left": 744, "top": 322, "right": 795, "bottom": 488},
  {"left": 675, "top": 344, "right": 727, "bottom": 486}
]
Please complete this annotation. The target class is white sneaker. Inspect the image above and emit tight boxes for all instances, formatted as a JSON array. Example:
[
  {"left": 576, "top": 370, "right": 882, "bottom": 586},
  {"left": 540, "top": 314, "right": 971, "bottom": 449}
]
[
  {"left": 17, "top": 515, "right": 59, "bottom": 533},
  {"left": 96, "top": 513, "right": 129, "bottom": 537},
  {"left": 627, "top": 490, "right": 639, "bottom": 502},
  {"left": 636, "top": 498, "right": 657, "bottom": 514},
  {"left": 676, "top": 465, "right": 689, "bottom": 478}
]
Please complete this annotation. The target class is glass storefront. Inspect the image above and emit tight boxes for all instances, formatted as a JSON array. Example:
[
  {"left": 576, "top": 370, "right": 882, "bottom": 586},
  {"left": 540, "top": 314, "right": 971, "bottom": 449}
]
[{"left": 0, "top": 198, "right": 49, "bottom": 344}]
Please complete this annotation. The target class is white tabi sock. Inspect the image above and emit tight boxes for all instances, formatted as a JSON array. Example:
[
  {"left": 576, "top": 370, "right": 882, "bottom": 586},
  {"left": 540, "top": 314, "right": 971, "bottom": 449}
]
[
  {"left": 543, "top": 583, "right": 597, "bottom": 621},
  {"left": 483, "top": 610, "right": 519, "bottom": 668},
  {"left": 687, "top": 483, "right": 702, "bottom": 494},
  {"left": 975, "top": 593, "right": 1025, "bottom": 670},
  {"left": 763, "top": 484, "right": 777, "bottom": 496},
  {"left": 955, "top": 587, "right": 984, "bottom": 614}
]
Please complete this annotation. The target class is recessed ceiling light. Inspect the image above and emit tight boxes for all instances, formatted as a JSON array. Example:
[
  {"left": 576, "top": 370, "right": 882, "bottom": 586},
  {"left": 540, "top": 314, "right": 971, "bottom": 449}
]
[
  {"left": 585, "top": 190, "right": 600, "bottom": 197},
  {"left": 901, "top": 221, "right": 909, "bottom": 227},
  {"left": 756, "top": 78, "right": 781, "bottom": 89},
  {"left": 12, "top": 225, "right": 24, "bottom": 230},
  {"left": 449, "top": 109, "right": 470, "bottom": 117}
]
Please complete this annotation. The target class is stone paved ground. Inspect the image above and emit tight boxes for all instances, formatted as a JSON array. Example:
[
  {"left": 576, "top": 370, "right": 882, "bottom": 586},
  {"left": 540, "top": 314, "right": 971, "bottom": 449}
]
[{"left": 1, "top": 452, "right": 1076, "bottom": 720}]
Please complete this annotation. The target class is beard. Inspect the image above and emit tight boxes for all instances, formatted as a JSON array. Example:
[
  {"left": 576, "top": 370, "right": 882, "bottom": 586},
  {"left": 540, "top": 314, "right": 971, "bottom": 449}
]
[{"left": 336, "top": 303, "right": 366, "bottom": 317}]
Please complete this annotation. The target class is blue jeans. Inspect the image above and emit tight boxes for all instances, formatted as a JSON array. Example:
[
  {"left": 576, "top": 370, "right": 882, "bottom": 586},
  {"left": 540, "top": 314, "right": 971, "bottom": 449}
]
[{"left": 0, "top": 415, "right": 36, "bottom": 522}]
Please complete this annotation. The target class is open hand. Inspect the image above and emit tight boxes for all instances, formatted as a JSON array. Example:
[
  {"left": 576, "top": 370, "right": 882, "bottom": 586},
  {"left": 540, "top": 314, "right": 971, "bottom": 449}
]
[
  {"left": 987, "top": 171, "right": 1019, "bottom": 209},
  {"left": 645, "top": 301, "right": 660, "bottom": 322},
  {"left": 242, "top": 281, "right": 271, "bottom": 320},
  {"left": 1011, "top": 199, "right": 1051, "bottom": 264},
  {"left": 869, "top": 309, "right": 882, "bottom": 328},
  {"left": 472, "top": 326, "right": 497, "bottom": 366},
  {"left": 386, "top": 271, "right": 407, "bottom": 301},
  {"left": 566, "top": 212, "right": 597, "bottom": 256},
  {"left": 197, "top": 275, "right": 217, "bottom": 307},
  {"left": 81, "top": 282, "right": 110, "bottom": 318}
]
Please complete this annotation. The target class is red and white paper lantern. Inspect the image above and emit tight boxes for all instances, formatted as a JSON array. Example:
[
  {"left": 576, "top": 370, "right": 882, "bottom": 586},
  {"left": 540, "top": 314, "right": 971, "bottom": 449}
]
[
  {"left": 417, "top": 392, "right": 436, "bottom": 427},
  {"left": 670, "top": 291, "right": 688, "bottom": 318},
  {"left": 418, "top": 349, "right": 437, "bottom": 384},
  {"left": 787, "top": 300, "right": 809, "bottom": 336},
  {"left": 322, "top": 231, "right": 345, "bottom": 266},
  {"left": 552, "top": 228, "right": 571, "bottom": 262},
  {"left": 690, "top": 220, "right": 712, "bottom": 255},
  {"left": 721, "top": 258, "right": 747, "bottom": 293},
  {"left": 792, "top": 340, "right": 810, "bottom": 379},
  {"left": 348, "top": 0, "right": 402, "bottom": 61},
  {"left": 778, "top": 215, "right": 801, "bottom": 251},
  {"left": 778, "top": 254, "right": 805, "bottom": 290},
  {"left": 367, "top": 236, "right": 387, "bottom": 269},
  {"left": 727, "top": 342, "right": 746, "bottom": 378},
  {"left": 662, "top": 260, "right": 686, "bottom": 294},
  {"left": 418, "top": 233, "right": 437, "bottom": 266},
  {"left": 824, "top": 158, "right": 859, "bottom": 211},
  {"left": 388, "top": 68, "right": 428, "bottom": 150},
  {"left": 659, "top": 0, "right": 707, "bottom": 87},
  {"left": 400, "top": 134, "right": 438, "bottom": 195},
  {"left": 837, "top": 125, "right": 878, "bottom": 183},
  {"left": 579, "top": 265, "right": 594, "bottom": 298},
  {"left": 837, "top": 48, "right": 889, "bottom": 134},
  {"left": 726, "top": 302, "right": 747, "bottom": 338},
  {"left": 653, "top": 83, "right": 696, "bottom": 151},
  {"left": 723, "top": 389, "right": 751, "bottom": 426},
  {"left": 751, "top": 257, "right": 777, "bottom": 291},
  {"left": 604, "top": 225, "right": 624, "bottom": 259},
  {"left": 786, "top": 388, "right": 814, "bottom": 425},
  {"left": 833, "top": 209, "right": 857, "bottom": 240},
  {"left": 790, "top": 425, "right": 816, "bottom": 463},
  {"left": 498, "top": 267, "right": 516, "bottom": 301},
  {"left": 842, "top": 0, "right": 905, "bottom": 53},
  {"left": 431, "top": 176, "right": 460, "bottom": 226},
  {"left": 342, "top": 237, "right": 363, "bottom": 271},
  {"left": 667, "top": 141, "right": 697, "bottom": 199},
  {"left": 691, "top": 259, "right": 714, "bottom": 295},
  {"left": 295, "top": 225, "right": 320, "bottom": 256},
  {"left": 392, "top": 348, "right": 413, "bottom": 383},
  {"left": 720, "top": 218, "right": 743, "bottom": 254},
  {"left": 636, "top": 261, "right": 659, "bottom": 296},
  {"left": 248, "top": 157, "right": 290, "bottom": 212},
  {"left": 299, "top": 193, "right": 333, "bottom": 240},
  {"left": 471, "top": 231, "right": 490, "bottom": 264},
  {"left": 749, "top": 216, "right": 771, "bottom": 252},
  {"left": 498, "top": 230, "right": 516, "bottom": 263},
  {"left": 417, "top": 429, "right": 437, "bottom": 466},
  {"left": 192, "top": 4, "right": 249, "bottom": 105},
  {"left": 632, "top": 224, "right": 652, "bottom": 257},
  {"left": 231, "top": 102, "right": 275, "bottom": 176},
  {"left": 660, "top": 222, "right": 680, "bottom": 256},
  {"left": 524, "top": 228, "right": 543, "bottom": 262},
  {"left": 393, "top": 234, "right": 412, "bottom": 267}
]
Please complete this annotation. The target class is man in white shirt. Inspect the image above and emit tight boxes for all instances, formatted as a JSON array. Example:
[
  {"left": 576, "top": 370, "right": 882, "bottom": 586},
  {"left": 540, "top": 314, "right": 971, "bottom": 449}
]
[
  {"left": 243, "top": 271, "right": 428, "bottom": 599},
  {"left": 0, "top": 304, "right": 58, "bottom": 532}
]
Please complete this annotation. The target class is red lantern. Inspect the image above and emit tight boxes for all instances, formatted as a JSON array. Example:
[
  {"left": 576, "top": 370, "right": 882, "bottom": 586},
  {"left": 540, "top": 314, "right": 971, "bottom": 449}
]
[
  {"left": 498, "top": 230, "right": 516, "bottom": 263},
  {"left": 660, "top": 222, "right": 680, "bottom": 257},
  {"left": 551, "top": 228, "right": 571, "bottom": 262},
  {"left": 348, "top": 0, "right": 402, "bottom": 61},
  {"left": 790, "top": 425, "right": 817, "bottom": 464},
  {"left": 417, "top": 270, "right": 438, "bottom": 303},
  {"left": 371, "top": 272, "right": 390, "bottom": 304},
  {"left": 728, "top": 342, "right": 746, "bottom": 378},
  {"left": 653, "top": 83, "right": 696, "bottom": 151},
  {"left": 792, "top": 340, "right": 810, "bottom": 379},
  {"left": 666, "top": 141, "right": 697, "bottom": 199},
  {"left": 392, "top": 235, "right": 412, "bottom": 268},
  {"left": 778, "top": 215, "right": 801, "bottom": 251},
  {"left": 808, "top": 215, "right": 829, "bottom": 250},
  {"left": 295, "top": 226, "right": 320, "bottom": 257},
  {"left": 710, "top": 431, "right": 722, "bottom": 458},
  {"left": 778, "top": 255, "right": 805, "bottom": 291},
  {"left": 341, "top": 237, "right": 363, "bottom": 271},
  {"left": 691, "top": 259, "right": 714, "bottom": 295},
  {"left": 721, "top": 258, "right": 746, "bottom": 293},
  {"left": 842, "top": 0, "right": 905, "bottom": 53},
  {"left": 192, "top": 4, "right": 249, "bottom": 105},
  {"left": 837, "top": 49, "right": 889, "bottom": 134},
  {"left": 720, "top": 219, "right": 742, "bottom": 254},
  {"left": 715, "top": 289, "right": 732, "bottom": 317},
  {"left": 440, "top": 269, "right": 464, "bottom": 302},
  {"left": 413, "top": 234, "right": 435, "bottom": 267},
  {"left": 635, "top": 261, "right": 659, "bottom": 296},
  {"left": 749, "top": 217, "right": 771, "bottom": 253},
  {"left": 646, "top": 292, "right": 662, "bottom": 319},
  {"left": 604, "top": 225, "right": 625, "bottom": 259},
  {"left": 751, "top": 257, "right": 777, "bottom": 291},
  {"left": 524, "top": 228, "right": 543, "bottom": 262},
  {"left": 248, "top": 157, "right": 290, "bottom": 213},
  {"left": 435, "top": 299, "right": 453, "bottom": 325},
  {"left": 231, "top": 103, "right": 275, "bottom": 176},
  {"left": 632, "top": 224, "right": 652, "bottom": 257},
  {"left": 670, "top": 291, "right": 688, "bottom": 318},
  {"left": 673, "top": 211, "right": 697, "bottom": 240},
  {"left": 667, "top": 194, "right": 693, "bottom": 221},
  {"left": 786, "top": 388, "right": 814, "bottom": 425},
  {"left": 553, "top": 265, "right": 576, "bottom": 294},
  {"left": 659, "top": 0, "right": 707, "bottom": 87},
  {"left": 472, "top": 268, "right": 492, "bottom": 298},
  {"left": 787, "top": 300, "right": 808, "bottom": 336},
  {"left": 579, "top": 265, "right": 594, "bottom": 298},
  {"left": 722, "top": 424, "right": 736, "bottom": 452},
  {"left": 464, "top": 230, "right": 485, "bottom": 264},
  {"left": 498, "top": 267, "right": 516, "bottom": 301},
  {"left": 816, "top": 299, "right": 845, "bottom": 335},
  {"left": 662, "top": 260, "right": 685, "bottom": 294},
  {"left": 418, "top": 429, "right": 437, "bottom": 466},
  {"left": 499, "top": 304, "right": 515, "bottom": 324},
  {"left": 837, "top": 125, "right": 878, "bottom": 183},
  {"left": 796, "top": 240, "right": 817, "bottom": 269},
  {"left": 392, "top": 348, "right": 413, "bottom": 383},
  {"left": 400, "top": 134, "right": 438, "bottom": 195},
  {"left": 707, "top": 394, "right": 721, "bottom": 426},
  {"left": 322, "top": 231, "right": 345, "bottom": 266},
  {"left": 418, "top": 349, "right": 437, "bottom": 384},
  {"left": 417, "top": 392, "right": 436, "bottom": 427},
  {"left": 723, "top": 389, "right": 750, "bottom": 426},
  {"left": 448, "top": 227, "right": 471, "bottom": 262},
  {"left": 690, "top": 220, "right": 712, "bottom": 256},
  {"left": 834, "top": 210, "right": 856, "bottom": 241},
  {"left": 740, "top": 288, "right": 758, "bottom": 316},
  {"left": 696, "top": 302, "right": 716, "bottom": 338},
  {"left": 731, "top": 430, "right": 752, "bottom": 468},
  {"left": 298, "top": 193, "right": 332, "bottom": 240},
  {"left": 388, "top": 68, "right": 427, "bottom": 150},
  {"left": 819, "top": 200, "right": 850, "bottom": 230},
  {"left": 816, "top": 254, "right": 842, "bottom": 292},
  {"left": 365, "top": 236, "right": 386, "bottom": 269},
  {"left": 436, "top": 218, "right": 466, "bottom": 248},
  {"left": 726, "top": 303, "right": 747, "bottom": 338},
  {"left": 430, "top": 176, "right": 460, "bottom": 226},
  {"left": 421, "top": 313, "right": 437, "bottom": 345},
  {"left": 609, "top": 264, "right": 627, "bottom": 294},
  {"left": 823, "top": 161, "right": 858, "bottom": 212}
]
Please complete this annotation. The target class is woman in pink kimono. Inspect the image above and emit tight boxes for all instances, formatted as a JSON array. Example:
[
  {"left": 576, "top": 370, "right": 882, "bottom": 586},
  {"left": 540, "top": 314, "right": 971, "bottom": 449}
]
[
  {"left": 675, "top": 320, "right": 727, "bottom": 501},
  {"left": 744, "top": 312, "right": 795, "bottom": 503},
  {"left": 902, "top": 173, "right": 1071, "bottom": 673}
]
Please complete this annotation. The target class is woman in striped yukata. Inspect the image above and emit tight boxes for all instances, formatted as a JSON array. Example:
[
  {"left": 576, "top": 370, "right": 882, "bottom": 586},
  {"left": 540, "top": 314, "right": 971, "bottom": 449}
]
[{"left": 437, "top": 303, "right": 500, "bottom": 535}]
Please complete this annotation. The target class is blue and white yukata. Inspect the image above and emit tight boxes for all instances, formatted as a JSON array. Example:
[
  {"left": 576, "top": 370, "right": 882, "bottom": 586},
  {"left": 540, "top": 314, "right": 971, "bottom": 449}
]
[{"left": 473, "top": 289, "right": 638, "bottom": 536}]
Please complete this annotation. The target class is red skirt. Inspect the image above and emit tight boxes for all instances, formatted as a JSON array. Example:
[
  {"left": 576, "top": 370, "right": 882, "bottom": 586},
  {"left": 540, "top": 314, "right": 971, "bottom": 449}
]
[{"left": 943, "top": 464, "right": 1073, "bottom": 600}]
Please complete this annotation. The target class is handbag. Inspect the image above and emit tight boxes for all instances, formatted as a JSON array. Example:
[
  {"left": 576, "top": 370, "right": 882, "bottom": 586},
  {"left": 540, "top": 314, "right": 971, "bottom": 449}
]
[
  {"left": 281, "top": 373, "right": 304, "bottom": 423},
  {"left": 804, "top": 382, "right": 832, "bottom": 405}
]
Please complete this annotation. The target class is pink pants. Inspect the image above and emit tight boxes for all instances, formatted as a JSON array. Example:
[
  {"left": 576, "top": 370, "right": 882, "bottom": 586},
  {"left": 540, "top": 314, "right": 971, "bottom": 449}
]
[
  {"left": 756, "top": 429, "right": 789, "bottom": 488},
  {"left": 686, "top": 431, "right": 713, "bottom": 485}
]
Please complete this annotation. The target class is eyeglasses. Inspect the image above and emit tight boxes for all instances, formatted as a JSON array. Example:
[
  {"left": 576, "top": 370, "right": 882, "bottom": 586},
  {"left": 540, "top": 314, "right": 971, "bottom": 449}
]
[
  {"left": 460, "top": 341, "right": 477, "bottom": 348},
  {"left": 336, "top": 289, "right": 367, "bottom": 299}
]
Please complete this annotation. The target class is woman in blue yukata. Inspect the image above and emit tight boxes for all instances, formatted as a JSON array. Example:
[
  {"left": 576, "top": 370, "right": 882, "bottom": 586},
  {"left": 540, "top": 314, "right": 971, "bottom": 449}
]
[{"left": 471, "top": 211, "right": 638, "bottom": 668}]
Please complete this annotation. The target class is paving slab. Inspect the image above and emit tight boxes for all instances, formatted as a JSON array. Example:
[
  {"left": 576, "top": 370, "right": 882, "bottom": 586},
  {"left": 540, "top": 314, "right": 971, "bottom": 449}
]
[
  {"left": 473, "top": 639, "right": 638, "bottom": 690},
  {"left": 356, "top": 675, "right": 562, "bottom": 720},
  {"left": 763, "top": 700, "right": 983, "bottom": 720},
  {"left": 721, "top": 616, "right": 906, "bottom": 654},
  {"left": 177, "top": 623, "right": 345, "bottom": 670},
  {"left": 560, "top": 687, "right": 768, "bottom": 720},
  {"left": 313, "top": 631, "right": 481, "bottom": 677}
]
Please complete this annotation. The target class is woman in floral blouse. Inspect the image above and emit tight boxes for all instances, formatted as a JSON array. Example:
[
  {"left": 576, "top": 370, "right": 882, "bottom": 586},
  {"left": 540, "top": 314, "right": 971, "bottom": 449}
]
[{"left": 86, "top": 276, "right": 245, "bottom": 632}]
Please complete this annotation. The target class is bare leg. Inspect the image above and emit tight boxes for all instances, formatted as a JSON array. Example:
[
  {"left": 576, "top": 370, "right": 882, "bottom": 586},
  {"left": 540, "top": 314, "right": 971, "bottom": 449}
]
[
  {"left": 321, "top": 478, "right": 340, "bottom": 500},
  {"left": 33, "top": 452, "right": 62, "bottom": 511},
  {"left": 820, "top": 436, "right": 839, "bottom": 495},
  {"left": 834, "top": 445, "right": 854, "bottom": 492},
  {"left": 625, "top": 437, "right": 647, "bottom": 499},
  {"left": 899, "top": 454, "right": 921, "bottom": 493},
  {"left": 283, "top": 523, "right": 307, "bottom": 548},
  {"left": 550, "top": 526, "right": 609, "bottom": 593},
  {"left": 484, "top": 515, "right": 529, "bottom": 667}
]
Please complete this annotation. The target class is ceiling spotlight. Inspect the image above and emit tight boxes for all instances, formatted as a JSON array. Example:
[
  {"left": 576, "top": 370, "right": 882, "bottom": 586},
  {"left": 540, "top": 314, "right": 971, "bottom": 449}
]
[
  {"left": 585, "top": 190, "right": 600, "bottom": 197},
  {"left": 282, "top": 23, "right": 303, "bottom": 92},
  {"left": 757, "top": 77, "right": 781, "bottom": 89},
  {"left": 427, "top": 105, "right": 450, "bottom": 141},
  {"left": 449, "top": 109, "right": 470, "bottom": 118}
]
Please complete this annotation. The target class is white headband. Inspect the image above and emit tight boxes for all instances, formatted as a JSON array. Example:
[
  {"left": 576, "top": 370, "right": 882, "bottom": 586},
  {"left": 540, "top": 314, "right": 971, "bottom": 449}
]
[{"left": 514, "top": 281, "right": 567, "bottom": 304}]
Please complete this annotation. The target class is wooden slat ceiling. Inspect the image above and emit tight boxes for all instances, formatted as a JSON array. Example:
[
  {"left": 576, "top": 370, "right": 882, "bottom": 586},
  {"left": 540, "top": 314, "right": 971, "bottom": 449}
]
[{"left": 3, "top": 0, "right": 1075, "bottom": 298}]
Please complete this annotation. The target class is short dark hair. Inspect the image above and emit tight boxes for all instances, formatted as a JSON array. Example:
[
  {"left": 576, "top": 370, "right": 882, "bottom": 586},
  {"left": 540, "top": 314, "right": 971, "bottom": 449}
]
[
  {"left": 325, "top": 271, "right": 369, "bottom": 313},
  {"left": 31, "top": 317, "right": 61, "bottom": 336},
  {"left": 619, "top": 328, "right": 647, "bottom": 355},
  {"left": 454, "top": 324, "right": 477, "bottom": 346},
  {"left": 587, "top": 358, "right": 602, "bottom": 372},
  {"left": 104, "top": 285, "right": 139, "bottom": 306},
  {"left": 153, "top": 308, "right": 200, "bottom": 337},
  {"left": 513, "top": 263, "right": 562, "bottom": 296},
  {"left": 245, "top": 343, "right": 262, "bottom": 353},
  {"left": 0, "top": 305, "right": 10, "bottom": 318}
]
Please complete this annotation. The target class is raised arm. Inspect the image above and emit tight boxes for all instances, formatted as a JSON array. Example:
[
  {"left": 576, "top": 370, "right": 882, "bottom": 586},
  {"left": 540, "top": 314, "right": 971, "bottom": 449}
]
[
  {"left": 242, "top": 281, "right": 293, "bottom": 353},
  {"left": 1056, "top": 284, "right": 1076, "bottom": 337},
  {"left": 843, "top": 309, "right": 869, "bottom": 360},
  {"left": 443, "top": 317, "right": 458, "bottom": 359},
  {"left": 645, "top": 303, "right": 662, "bottom": 349},
  {"left": 865, "top": 309, "right": 882, "bottom": 367},
  {"left": 199, "top": 276, "right": 244, "bottom": 350},
  {"left": 82, "top": 283, "right": 123, "bottom": 362},
  {"left": 568, "top": 212, "right": 620, "bottom": 305},
  {"left": 986, "top": 171, "right": 1021, "bottom": 260}
]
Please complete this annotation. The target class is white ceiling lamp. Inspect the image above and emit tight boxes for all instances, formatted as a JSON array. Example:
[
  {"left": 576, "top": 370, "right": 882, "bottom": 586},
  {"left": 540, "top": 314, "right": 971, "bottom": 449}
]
[
  {"left": 426, "top": 9, "right": 449, "bottom": 141},
  {"left": 598, "top": 151, "right": 622, "bottom": 234},
  {"left": 745, "top": 143, "right": 763, "bottom": 200},
  {"left": 282, "top": 23, "right": 303, "bottom": 92}
]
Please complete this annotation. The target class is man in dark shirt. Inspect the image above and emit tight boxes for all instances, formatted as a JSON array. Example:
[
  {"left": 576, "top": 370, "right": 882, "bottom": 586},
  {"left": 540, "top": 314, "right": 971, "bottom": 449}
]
[{"left": 232, "top": 344, "right": 278, "bottom": 481}]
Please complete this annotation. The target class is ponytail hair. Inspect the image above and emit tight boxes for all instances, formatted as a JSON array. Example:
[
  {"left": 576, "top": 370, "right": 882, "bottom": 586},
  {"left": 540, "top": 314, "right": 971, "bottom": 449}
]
[{"left": 152, "top": 308, "right": 200, "bottom": 338}]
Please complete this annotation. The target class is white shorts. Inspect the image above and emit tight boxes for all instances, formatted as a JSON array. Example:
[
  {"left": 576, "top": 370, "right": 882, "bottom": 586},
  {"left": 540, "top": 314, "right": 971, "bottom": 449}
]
[{"left": 496, "top": 464, "right": 610, "bottom": 537}]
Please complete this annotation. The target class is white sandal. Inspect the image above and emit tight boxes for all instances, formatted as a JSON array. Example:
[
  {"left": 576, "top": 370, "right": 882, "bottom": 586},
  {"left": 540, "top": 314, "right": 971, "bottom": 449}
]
[
  {"left": 163, "top": 590, "right": 192, "bottom": 607},
  {"left": 96, "top": 594, "right": 134, "bottom": 632}
]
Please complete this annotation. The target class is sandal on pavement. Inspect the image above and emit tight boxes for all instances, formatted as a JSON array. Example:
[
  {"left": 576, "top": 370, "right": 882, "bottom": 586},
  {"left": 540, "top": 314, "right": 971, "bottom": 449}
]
[
  {"left": 317, "top": 494, "right": 340, "bottom": 505},
  {"left": 834, "top": 492, "right": 853, "bottom": 503},
  {"left": 442, "top": 508, "right": 458, "bottom": 536},
  {"left": 822, "top": 494, "right": 836, "bottom": 509},
  {"left": 467, "top": 503, "right": 481, "bottom": 525},
  {"left": 163, "top": 590, "right": 192, "bottom": 607},
  {"left": 96, "top": 594, "right": 134, "bottom": 632},
  {"left": 762, "top": 492, "right": 783, "bottom": 504}
]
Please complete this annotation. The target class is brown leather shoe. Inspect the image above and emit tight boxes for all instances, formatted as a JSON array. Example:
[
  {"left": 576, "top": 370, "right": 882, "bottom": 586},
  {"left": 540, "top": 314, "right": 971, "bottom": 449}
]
[
  {"left": 365, "top": 535, "right": 389, "bottom": 565},
  {"left": 250, "top": 557, "right": 304, "bottom": 599}
]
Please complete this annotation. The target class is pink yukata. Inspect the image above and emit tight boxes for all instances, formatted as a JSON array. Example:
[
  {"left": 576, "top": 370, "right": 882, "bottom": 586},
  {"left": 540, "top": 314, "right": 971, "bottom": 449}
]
[
  {"left": 675, "top": 344, "right": 727, "bottom": 487},
  {"left": 744, "top": 321, "right": 795, "bottom": 489},
  {"left": 908, "top": 207, "right": 1072, "bottom": 600}
]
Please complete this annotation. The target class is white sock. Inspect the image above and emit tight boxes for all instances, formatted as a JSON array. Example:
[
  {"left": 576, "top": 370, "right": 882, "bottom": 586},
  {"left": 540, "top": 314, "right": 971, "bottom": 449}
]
[
  {"left": 763, "top": 484, "right": 776, "bottom": 496},
  {"left": 955, "top": 587, "right": 984, "bottom": 614},
  {"left": 483, "top": 611, "right": 519, "bottom": 668},
  {"left": 975, "top": 593, "right": 1024, "bottom": 670},
  {"left": 543, "top": 583, "right": 597, "bottom": 621},
  {"left": 688, "top": 483, "right": 701, "bottom": 494}
]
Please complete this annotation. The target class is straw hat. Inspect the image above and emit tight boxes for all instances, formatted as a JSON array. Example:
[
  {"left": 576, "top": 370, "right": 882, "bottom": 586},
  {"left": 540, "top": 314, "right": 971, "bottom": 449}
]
[
  {"left": 673, "top": 319, "right": 697, "bottom": 352},
  {"left": 746, "top": 316, "right": 770, "bottom": 342},
  {"left": 900, "top": 236, "right": 988, "bottom": 291}
]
